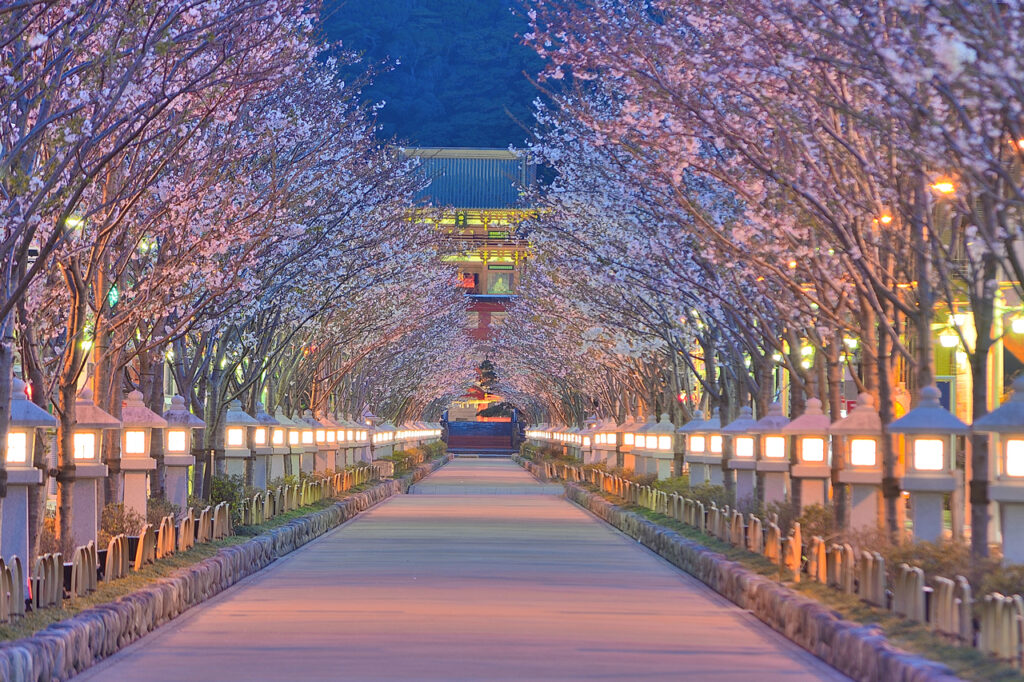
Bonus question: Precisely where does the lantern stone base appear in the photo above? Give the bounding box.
[268,450,287,482]
[299,449,315,474]
[71,463,108,547]
[223,448,251,480]
[251,449,271,489]
[164,454,195,511]
[761,471,788,505]
[122,457,156,518]
[729,459,756,500]
[1,468,42,563]
[847,483,882,530]
[593,447,616,467]
[793,473,829,510]
[907,491,945,542]
[997,501,1024,564]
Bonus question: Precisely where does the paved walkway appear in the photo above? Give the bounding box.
[77,459,846,681]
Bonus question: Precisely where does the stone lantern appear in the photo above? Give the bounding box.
[338,413,359,466]
[162,395,204,510]
[616,415,636,470]
[682,408,723,486]
[832,393,884,529]
[223,400,258,480]
[974,376,1024,563]
[276,409,305,476]
[624,415,652,473]
[2,378,56,563]
[752,402,791,505]
[71,387,119,546]
[890,386,967,542]
[592,419,618,467]
[320,413,342,469]
[296,410,317,474]
[269,408,294,480]
[250,402,279,489]
[785,398,832,511]
[120,390,168,518]
[375,421,397,459]
[352,414,370,463]
[724,406,758,501]
[644,413,677,480]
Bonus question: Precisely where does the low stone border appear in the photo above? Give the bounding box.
[0,455,452,681]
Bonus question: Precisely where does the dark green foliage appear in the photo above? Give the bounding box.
[322,0,542,147]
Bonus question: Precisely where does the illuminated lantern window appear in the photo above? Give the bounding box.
[327,430,336,443]
[301,430,314,445]
[289,431,299,446]
[735,437,754,458]
[347,430,354,441]
[849,438,877,467]
[315,429,326,443]
[764,436,786,459]
[227,427,245,447]
[801,437,825,462]
[710,435,723,454]
[167,430,188,453]
[690,436,706,453]
[7,432,27,464]
[1007,440,1024,477]
[74,432,96,460]
[124,430,147,455]
[913,438,945,471]
[272,429,285,446]
[658,435,672,451]
[253,428,268,446]
[623,433,634,446]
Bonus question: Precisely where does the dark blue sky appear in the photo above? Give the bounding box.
[323,0,543,149]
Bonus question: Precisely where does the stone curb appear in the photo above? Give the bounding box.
[560,481,962,682]
[0,455,452,682]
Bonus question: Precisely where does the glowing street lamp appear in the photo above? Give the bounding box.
[636,413,676,480]
[974,376,1024,563]
[223,400,258,481]
[681,408,723,486]
[890,386,967,542]
[250,402,279,489]
[71,387,120,545]
[1,379,56,563]
[274,408,303,477]
[724,406,758,500]
[624,415,653,473]
[592,419,619,467]
[784,398,832,511]
[831,393,884,530]
[752,402,791,505]
[120,390,168,519]
[163,395,204,510]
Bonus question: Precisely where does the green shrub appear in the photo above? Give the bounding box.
[686,483,731,509]
[99,503,145,545]
[653,475,690,495]
[146,496,181,526]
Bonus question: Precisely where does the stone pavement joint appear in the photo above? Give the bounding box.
[76,458,848,681]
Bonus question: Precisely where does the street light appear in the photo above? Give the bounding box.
[752,402,791,505]
[724,406,758,500]
[890,386,967,542]
[71,387,119,545]
[784,398,832,511]
[120,390,168,518]
[163,395,204,510]
[1,378,56,563]
[223,400,258,480]
[831,393,884,530]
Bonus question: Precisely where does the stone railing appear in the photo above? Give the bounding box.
[0,454,452,680]
[517,458,975,680]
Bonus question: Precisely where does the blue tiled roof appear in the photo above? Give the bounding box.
[403,148,536,209]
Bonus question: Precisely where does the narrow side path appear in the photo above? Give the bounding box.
[77,459,846,681]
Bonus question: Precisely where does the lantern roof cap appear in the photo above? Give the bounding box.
[783,398,832,435]
[121,390,168,429]
[272,408,301,428]
[974,376,1024,433]
[677,410,706,434]
[225,400,258,427]
[647,413,676,435]
[10,378,56,428]
[751,402,790,434]
[615,415,635,433]
[252,402,279,427]
[722,406,757,434]
[632,414,656,435]
[829,393,882,436]
[301,409,326,428]
[75,387,121,429]
[377,421,396,432]
[163,395,205,428]
[889,386,968,435]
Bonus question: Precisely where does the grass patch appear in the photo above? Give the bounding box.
[581,484,1024,682]
[0,482,380,642]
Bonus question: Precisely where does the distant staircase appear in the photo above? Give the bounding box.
[445,421,516,455]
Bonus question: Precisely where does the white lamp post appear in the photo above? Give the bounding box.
[890,386,967,542]
[251,402,279,489]
[2,379,56,563]
[120,390,168,519]
[682,408,724,486]
[784,398,832,511]
[832,393,884,530]
[223,400,258,480]
[974,376,1024,563]
[162,395,204,510]
[724,406,758,501]
[70,388,119,546]
[274,408,302,477]
[752,402,791,505]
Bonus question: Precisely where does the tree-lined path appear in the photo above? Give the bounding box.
[77,460,845,681]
